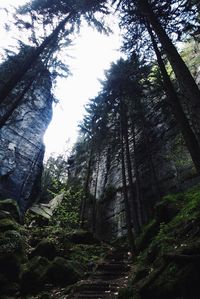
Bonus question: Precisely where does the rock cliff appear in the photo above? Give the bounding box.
[0,56,53,214]
[69,92,199,241]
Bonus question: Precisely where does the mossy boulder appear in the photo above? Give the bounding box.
[46,257,81,286]
[0,210,12,220]
[136,220,159,252]
[0,282,20,297]
[0,218,19,233]
[20,256,50,295]
[31,239,57,260]
[0,230,25,282]
[155,200,179,224]
[0,199,21,222]
[141,262,200,299]
[117,286,134,299]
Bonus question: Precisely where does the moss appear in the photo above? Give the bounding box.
[0,230,26,285]
[20,256,50,295]
[142,262,200,299]
[0,199,21,222]
[0,218,19,233]
[30,238,57,260]
[0,282,20,297]
[136,219,159,252]
[68,243,109,269]
[117,286,134,299]
[46,257,81,286]
[130,184,200,299]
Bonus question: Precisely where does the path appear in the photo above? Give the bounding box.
[68,246,132,299]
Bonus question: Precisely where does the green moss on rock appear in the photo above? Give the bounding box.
[0,199,21,222]
[31,238,57,260]
[46,257,81,286]
[0,230,25,283]
[20,256,50,295]
[0,218,19,233]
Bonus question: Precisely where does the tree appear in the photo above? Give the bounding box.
[0,46,55,128]
[146,21,200,173]
[0,16,70,106]
[0,0,109,106]
[114,0,200,127]
[41,153,69,202]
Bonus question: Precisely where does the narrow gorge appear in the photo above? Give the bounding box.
[0,1,200,298]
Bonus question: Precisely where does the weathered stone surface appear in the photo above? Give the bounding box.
[0,199,21,222]
[20,256,50,295]
[69,87,200,241]
[45,257,81,286]
[0,66,53,213]
[31,239,57,261]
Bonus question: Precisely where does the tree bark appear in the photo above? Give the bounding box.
[120,112,137,255]
[121,100,142,230]
[137,98,162,201]
[140,0,200,110]
[0,16,70,105]
[146,21,200,173]
[92,152,101,233]
[80,145,93,228]
[131,117,146,224]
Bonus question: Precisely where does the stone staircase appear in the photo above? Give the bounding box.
[68,247,132,299]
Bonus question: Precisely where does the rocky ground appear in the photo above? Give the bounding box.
[1,184,200,299]
[0,199,132,299]
[117,184,200,299]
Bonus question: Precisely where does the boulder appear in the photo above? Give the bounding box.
[155,200,179,224]
[46,257,81,286]
[0,199,20,222]
[31,238,57,261]
[20,256,50,295]
[0,230,25,283]
[0,218,19,233]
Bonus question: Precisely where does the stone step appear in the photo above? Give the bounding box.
[97,264,130,273]
[76,283,118,292]
[75,295,104,299]
[69,247,131,299]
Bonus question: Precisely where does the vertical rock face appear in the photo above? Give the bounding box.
[0,70,53,214]
[70,92,198,241]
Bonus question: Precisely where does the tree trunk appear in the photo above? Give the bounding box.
[80,145,93,228]
[0,16,70,105]
[120,111,137,255]
[92,152,101,233]
[137,98,162,202]
[140,0,200,110]
[103,147,111,189]
[121,100,142,230]
[146,21,200,173]
[131,117,146,224]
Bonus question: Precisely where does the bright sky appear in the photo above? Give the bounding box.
[0,0,122,158]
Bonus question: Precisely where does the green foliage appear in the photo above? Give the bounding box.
[117,286,134,299]
[68,243,108,268]
[168,133,193,169]
[41,153,69,202]
[49,187,83,229]
[136,219,159,251]
[138,184,200,262]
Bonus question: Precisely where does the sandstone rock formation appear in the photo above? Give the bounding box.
[0,56,53,214]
